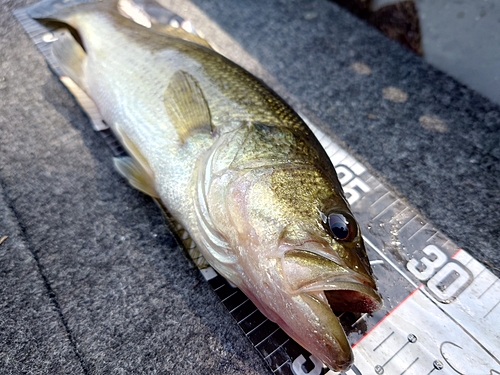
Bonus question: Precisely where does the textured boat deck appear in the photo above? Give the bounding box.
[1,0,499,373]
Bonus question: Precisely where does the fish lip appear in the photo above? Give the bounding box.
[298,275,379,295]
[296,273,383,314]
[281,248,382,311]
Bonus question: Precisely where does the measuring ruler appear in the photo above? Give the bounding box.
[15,2,500,374]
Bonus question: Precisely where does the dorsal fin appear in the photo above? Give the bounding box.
[164,70,213,143]
[152,24,212,49]
[28,0,115,24]
[136,0,212,48]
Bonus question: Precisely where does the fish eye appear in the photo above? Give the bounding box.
[326,213,356,241]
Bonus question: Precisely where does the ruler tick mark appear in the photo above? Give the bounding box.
[391,206,411,225]
[426,231,440,243]
[468,265,487,281]
[463,255,475,267]
[407,223,430,241]
[483,299,500,318]
[328,148,343,160]
[381,333,418,368]
[237,309,259,324]
[337,311,346,320]
[370,191,391,208]
[229,299,251,314]
[397,215,418,234]
[213,284,225,292]
[441,240,451,250]
[273,359,290,373]
[264,338,290,359]
[363,236,420,289]
[479,279,498,299]
[255,326,281,347]
[365,175,377,184]
[382,341,409,367]
[372,199,399,221]
[245,316,268,336]
[221,290,238,302]
[351,313,368,328]
[400,357,419,375]
[373,331,394,352]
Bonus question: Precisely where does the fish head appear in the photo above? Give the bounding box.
[207,163,382,371]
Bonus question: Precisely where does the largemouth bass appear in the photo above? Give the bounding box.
[28,0,382,371]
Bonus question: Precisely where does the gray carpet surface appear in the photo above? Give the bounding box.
[1,0,499,374]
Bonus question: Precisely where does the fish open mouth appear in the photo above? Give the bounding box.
[308,278,383,313]
[282,249,383,313]
[324,282,382,313]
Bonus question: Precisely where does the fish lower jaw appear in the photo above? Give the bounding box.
[297,291,354,372]
[240,287,355,371]
[295,281,382,370]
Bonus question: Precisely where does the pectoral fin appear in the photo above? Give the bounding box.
[164,71,213,143]
[50,29,109,131]
[51,29,87,90]
[114,156,158,198]
[113,126,158,198]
